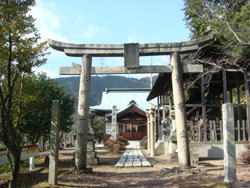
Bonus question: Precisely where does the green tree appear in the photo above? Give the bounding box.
[20,74,75,145]
[0,0,47,187]
[92,115,105,143]
[184,0,250,72]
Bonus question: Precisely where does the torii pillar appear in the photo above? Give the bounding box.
[171,52,190,167]
[75,54,92,170]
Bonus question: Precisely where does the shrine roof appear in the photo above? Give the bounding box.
[106,101,147,118]
[91,88,157,111]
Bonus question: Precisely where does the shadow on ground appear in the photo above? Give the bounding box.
[8,147,250,188]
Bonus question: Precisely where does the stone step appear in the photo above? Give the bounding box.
[141,160,152,167]
[132,159,141,167]
[115,163,124,168]
[115,149,152,168]
[124,161,133,167]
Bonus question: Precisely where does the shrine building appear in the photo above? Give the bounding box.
[91,88,157,140]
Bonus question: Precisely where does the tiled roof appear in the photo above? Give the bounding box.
[91,88,157,111]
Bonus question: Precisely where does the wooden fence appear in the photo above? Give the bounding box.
[189,120,250,142]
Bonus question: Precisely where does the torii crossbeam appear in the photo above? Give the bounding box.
[48,35,212,57]
[48,35,213,170]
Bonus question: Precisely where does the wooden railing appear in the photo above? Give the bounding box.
[189,120,249,142]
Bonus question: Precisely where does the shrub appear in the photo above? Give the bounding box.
[103,134,111,143]
[239,144,250,164]
[103,134,129,154]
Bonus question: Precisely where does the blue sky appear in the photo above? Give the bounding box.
[31,0,190,78]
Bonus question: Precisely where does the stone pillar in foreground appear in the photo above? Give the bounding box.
[171,51,191,167]
[48,100,60,185]
[149,106,156,157]
[111,105,117,140]
[75,54,92,170]
[222,103,236,183]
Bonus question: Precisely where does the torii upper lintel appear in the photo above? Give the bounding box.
[48,35,213,57]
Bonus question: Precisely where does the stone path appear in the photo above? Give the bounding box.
[115,141,152,168]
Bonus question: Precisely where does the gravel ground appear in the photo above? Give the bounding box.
[3,146,249,188]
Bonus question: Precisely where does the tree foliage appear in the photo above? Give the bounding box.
[56,75,155,106]
[184,0,250,71]
[20,74,75,144]
[0,0,47,187]
[92,115,105,142]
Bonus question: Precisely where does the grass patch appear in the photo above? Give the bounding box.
[0,163,10,173]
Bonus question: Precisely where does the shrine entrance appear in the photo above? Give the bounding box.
[107,101,147,140]
[48,35,213,169]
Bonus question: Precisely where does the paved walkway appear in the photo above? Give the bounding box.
[115,141,152,168]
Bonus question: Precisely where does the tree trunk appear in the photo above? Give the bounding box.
[8,147,21,188]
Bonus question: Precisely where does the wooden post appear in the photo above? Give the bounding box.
[213,121,218,142]
[244,71,250,141]
[171,51,190,167]
[157,96,161,140]
[75,54,92,170]
[48,100,60,185]
[209,121,213,142]
[243,120,246,141]
[237,120,241,141]
[236,76,242,134]
[162,96,166,121]
[229,89,233,103]
[198,122,202,142]
[223,70,228,103]
[201,76,207,142]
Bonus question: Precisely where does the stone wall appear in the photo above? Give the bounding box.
[189,142,247,159]
[158,141,247,159]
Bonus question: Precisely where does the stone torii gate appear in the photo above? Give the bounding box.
[48,35,212,169]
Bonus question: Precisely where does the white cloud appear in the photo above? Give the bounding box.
[30,1,68,42]
[33,67,59,78]
[83,24,106,39]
